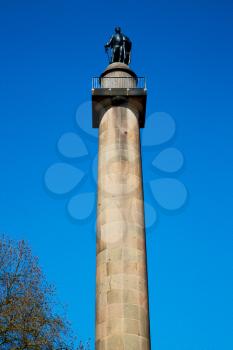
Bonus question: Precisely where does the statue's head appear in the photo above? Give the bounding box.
[115,26,121,34]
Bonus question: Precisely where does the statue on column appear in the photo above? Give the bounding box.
[105,27,132,65]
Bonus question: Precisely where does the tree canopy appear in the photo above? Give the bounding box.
[0,235,89,350]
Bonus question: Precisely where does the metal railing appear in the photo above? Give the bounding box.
[92,76,146,89]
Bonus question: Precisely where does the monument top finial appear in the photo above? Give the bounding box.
[104,27,132,65]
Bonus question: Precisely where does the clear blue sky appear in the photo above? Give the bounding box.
[0,1,232,349]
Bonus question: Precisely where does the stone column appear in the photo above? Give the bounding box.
[95,63,150,350]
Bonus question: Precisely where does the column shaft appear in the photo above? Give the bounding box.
[96,105,150,350]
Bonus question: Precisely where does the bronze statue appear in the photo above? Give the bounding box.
[105,27,132,65]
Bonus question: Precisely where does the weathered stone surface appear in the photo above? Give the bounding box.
[96,67,150,349]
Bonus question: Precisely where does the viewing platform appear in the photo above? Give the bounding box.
[92,63,147,128]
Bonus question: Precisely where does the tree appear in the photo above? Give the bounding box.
[0,235,88,350]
